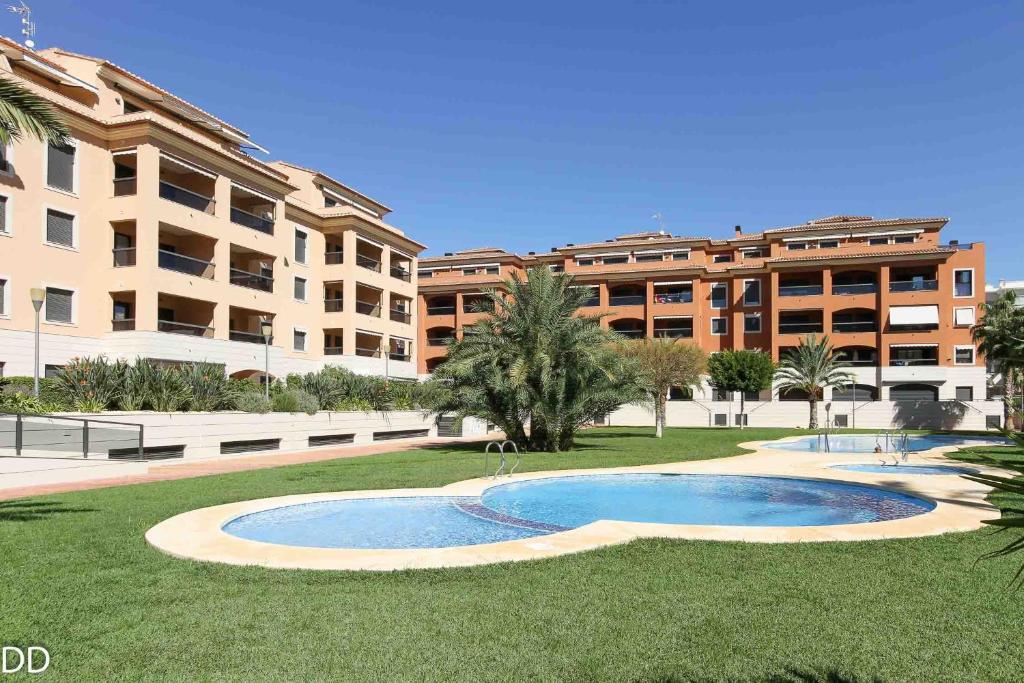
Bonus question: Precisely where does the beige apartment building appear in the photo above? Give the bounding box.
[0,37,422,380]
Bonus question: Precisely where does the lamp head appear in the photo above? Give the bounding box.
[30,287,45,311]
[259,317,273,337]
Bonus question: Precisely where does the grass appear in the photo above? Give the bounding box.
[1,426,1023,682]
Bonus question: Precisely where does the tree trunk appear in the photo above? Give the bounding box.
[739,393,746,429]
[808,397,818,429]
[656,392,666,438]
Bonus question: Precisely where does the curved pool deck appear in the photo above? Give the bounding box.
[146,436,1012,571]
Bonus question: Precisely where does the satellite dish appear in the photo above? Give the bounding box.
[24,39,34,48]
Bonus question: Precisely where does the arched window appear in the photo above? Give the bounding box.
[831,384,879,401]
[889,383,939,401]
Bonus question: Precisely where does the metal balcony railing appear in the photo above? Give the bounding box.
[157,319,213,337]
[390,309,411,324]
[112,247,136,267]
[325,251,344,265]
[889,358,939,367]
[356,254,381,272]
[832,283,877,295]
[581,297,600,307]
[324,299,343,313]
[355,300,381,317]
[388,352,411,361]
[229,329,266,344]
[230,268,273,293]
[653,327,693,339]
[355,346,382,358]
[390,266,411,282]
[111,318,135,331]
[159,180,215,213]
[159,249,214,279]
[609,295,645,306]
[890,279,938,293]
[427,337,453,347]
[778,284,824,297]
[613,329,645,338]
[324,346,344,356]
[113,177,137,196]
[837,358,877,366]
[427,305,456,315]
[653,292,693,304]
[832,321,877,333]
[230,207,274,235]
[778,322,824,334]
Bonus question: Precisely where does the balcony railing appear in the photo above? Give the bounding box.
[324,346,344,356]
[325,251,344,265]
[229,329,266,344]
[890,358,939,367]
[581,297,600,307]
[832,283,877,295]
[613,329,645,339]
[159,249,214,279]
[653,292,693,304]
[890,279,938,293]
[653,327,693,339]
[324,299,343,313]
[427,305,456,315]
[355,300,381,317]
[390,309,411,324]
[832,321,877,333]
[157,319,213,337]
[427,337,453,347]
[609,295,645,306]
[388,352,411,361]
[356,254,381,272]
[778,284,824,297]
[837,358,877,366]
[778,322,824,334]
[230,268,273,293]
[112,247,136,267]
[111,318,135,331]
[159,180,215,213]
[230,207,274,235]
[390,266,411,282]
[113,177,137,196]
[355,346,382,358]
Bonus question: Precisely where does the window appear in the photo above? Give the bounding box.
[635,253,663,263]
[710,282,728,309]
[743,390,761,401]
[712,254,732,263]
[122,99,144,114]
[712,387,731,401]
[787,242,807,251]
[671,252,689,261]
[294,229,307,264]
[954,307,976,327]
[956,386,974,401]
[0,277,7,316]
[45,209,75,248]
[954,346,975,365]
[744,313,762,333]
[549,264,564,273]
[742,279,761,306]
[44,287,73,324]
[711,317,727,335]
[113,301,132,321]
[954,269,974,298]
[740,248,767,258]
[603,255,628,265]
[868,237,889,246]
[293,329,307,352]
[44,364,63,379]
[418,270,433,279]
[668,386,692,401]
[0,195,8,235]
[462,267,477,276]
[576,258,594,267]
[894,235,915,244]
[889,383,939,401]
[987,415,1002,429]
[818,239,839,249]
[294,276,307,302]
[46,141,76,193]
[324,196,338,208]
[0,142,10,173]
[484,266,499,275]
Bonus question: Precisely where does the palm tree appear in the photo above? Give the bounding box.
[775,335,853,429]
[429,267,639,451]
[0,77,70,147]
[974,291,1024,426]
[619,338,706,437]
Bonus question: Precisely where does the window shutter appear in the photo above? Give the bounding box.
[46,209,74,246]
[0,196,6,233]
[47,143,75,192]
[293,330,306,351]
[45,287,73,323]
[0,278,6,315]
[294,277,306,300]
[0,145,7,173]
[294,230,307,262]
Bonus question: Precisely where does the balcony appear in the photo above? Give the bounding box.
[229,329,266,344]
[112,247,136,267]
[157,320,213,337]
[355,331,384,358]
[609,295,645,306]
[159,249,214,279]
[581,296,600,307]
[324,298,343,313]
[356,300,381,317]
[324,346,344,356]
[778,284,824,297]
[390,308,412,324]
[111,318,136,331]
[113,177,137,197]
[230,207,274,235]
[779,311,823,335]
[230,183,276,235]
[610,319,645,339]
[390,265,412,282]
[653,324,693,339]
[113,152,137,196]
[230,268,273,293]
[653,291,693,304]
[426,297,456,315]
[325,251,344,265]
[388,351,411,361]
[427,327,455,346]
[890,279,938,293]
[832,283,877,295]
[160,181,215,214]
[779,322,823,334]
[356,254,381,272]
[832,321,877,333]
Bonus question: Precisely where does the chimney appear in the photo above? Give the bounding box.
[734,225,742,236]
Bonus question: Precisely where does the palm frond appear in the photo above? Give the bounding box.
[0,77,71,146]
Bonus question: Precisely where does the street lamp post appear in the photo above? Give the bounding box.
[260,317,273,400]
[29,288,46,397]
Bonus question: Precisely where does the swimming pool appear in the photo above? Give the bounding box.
[764,434,1005,454]
[830,464,977,475]
[222,473,935,550]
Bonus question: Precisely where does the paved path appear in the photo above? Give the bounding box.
[0,436,488,501]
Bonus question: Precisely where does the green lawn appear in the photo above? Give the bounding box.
[2,427,1023,682]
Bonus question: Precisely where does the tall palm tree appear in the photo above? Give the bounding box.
[619,338,706,437]
[775,334,853,429]
[974,291,1024,425]
[0,77,70,147]
[429,267,639,451]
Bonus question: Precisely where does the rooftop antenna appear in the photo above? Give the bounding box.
[8,1,35,49]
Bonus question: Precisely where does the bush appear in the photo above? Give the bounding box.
[115,358,154,411]
[0,392,49,414]
[0,376,68,409]
[147,365,189,412]
[271,389,319,415]
[54,357,120,412]
[234,392,271,414]
[180,362,229,411]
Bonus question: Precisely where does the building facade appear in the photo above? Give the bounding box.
[418,215,1001,427]
[0,38,422,380]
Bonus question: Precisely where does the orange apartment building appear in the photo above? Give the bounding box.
[0,37,423,380]
[418,215,1002,428]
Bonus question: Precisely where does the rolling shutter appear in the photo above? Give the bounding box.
[294,277,306,301]
[46,209,74,246]
[293,330,306,351]
[889,384,939,401]
[0,278,6,315]
[47,143,75,192]
[0,195,7,232]
[45,287,73,323]
[294,230,307,263]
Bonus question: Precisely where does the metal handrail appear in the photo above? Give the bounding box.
[778,322,824,333]
[390,308,411,323]
[159,249,214,278]
[111,318,136,331]
[427,337,454,346]
[324,346,344,355]
[390,266,411,282]
[230,206,275,235]
[229,329,266,344]
[112,247,136,267]
[325,251,344,265]
[230,268,274,292]
[653,328,694,338]
[355,300,381,317]
[355,346,382,358]
[1,411,145,460]
[831,321,877,333]
[426,306,456,315]
[652,292,693,304]
[832,283,877,295]
[778,284,824,296]
[890,279,938,292]
[484,440,522,479]
[324,298,343,312]
[157,319,213,337]
[613,329,645,338]
[609,295,645,306]
[889,358,939,367]
[159,180,215,212]
[356,254,381,272]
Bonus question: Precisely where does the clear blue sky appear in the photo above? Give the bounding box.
[19,1,1024,282]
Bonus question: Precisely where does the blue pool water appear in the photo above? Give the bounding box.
[830,464,977,475]
[222,473,935,550]
[764,434,1004,454]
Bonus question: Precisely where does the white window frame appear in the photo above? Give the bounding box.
[43,136,79,196]
[742,279,761,307]
[787,242,807,251]
[42,283,77,326]
[953,268,975,299]
[41,205,78,251]
[292,326,308,353]
[953,306,976,327]
[743,312,761,334]
[954,345,975,365]
[0,191,12,236]
[0,273,10,319]
[710,282,728,310]
[711,317,728,335]
[294,227,308,266]
[818,239,839,249]
[293,275,308,303]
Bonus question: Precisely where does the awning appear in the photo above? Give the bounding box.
[653,280,692,287]
[954,307,976,326]
[890,343,939,348]
[231,182,277,204]
[160,153,216,179]
[889,305,939,326]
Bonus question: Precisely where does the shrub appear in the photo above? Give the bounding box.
[147,365,190,412]
[0,391,49,414]
[55,357,120,412]
[271,389,319,415]
[234,392,271,414]
[0,376,68,409]
[115,358,155,411]
[180,362,229,411]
